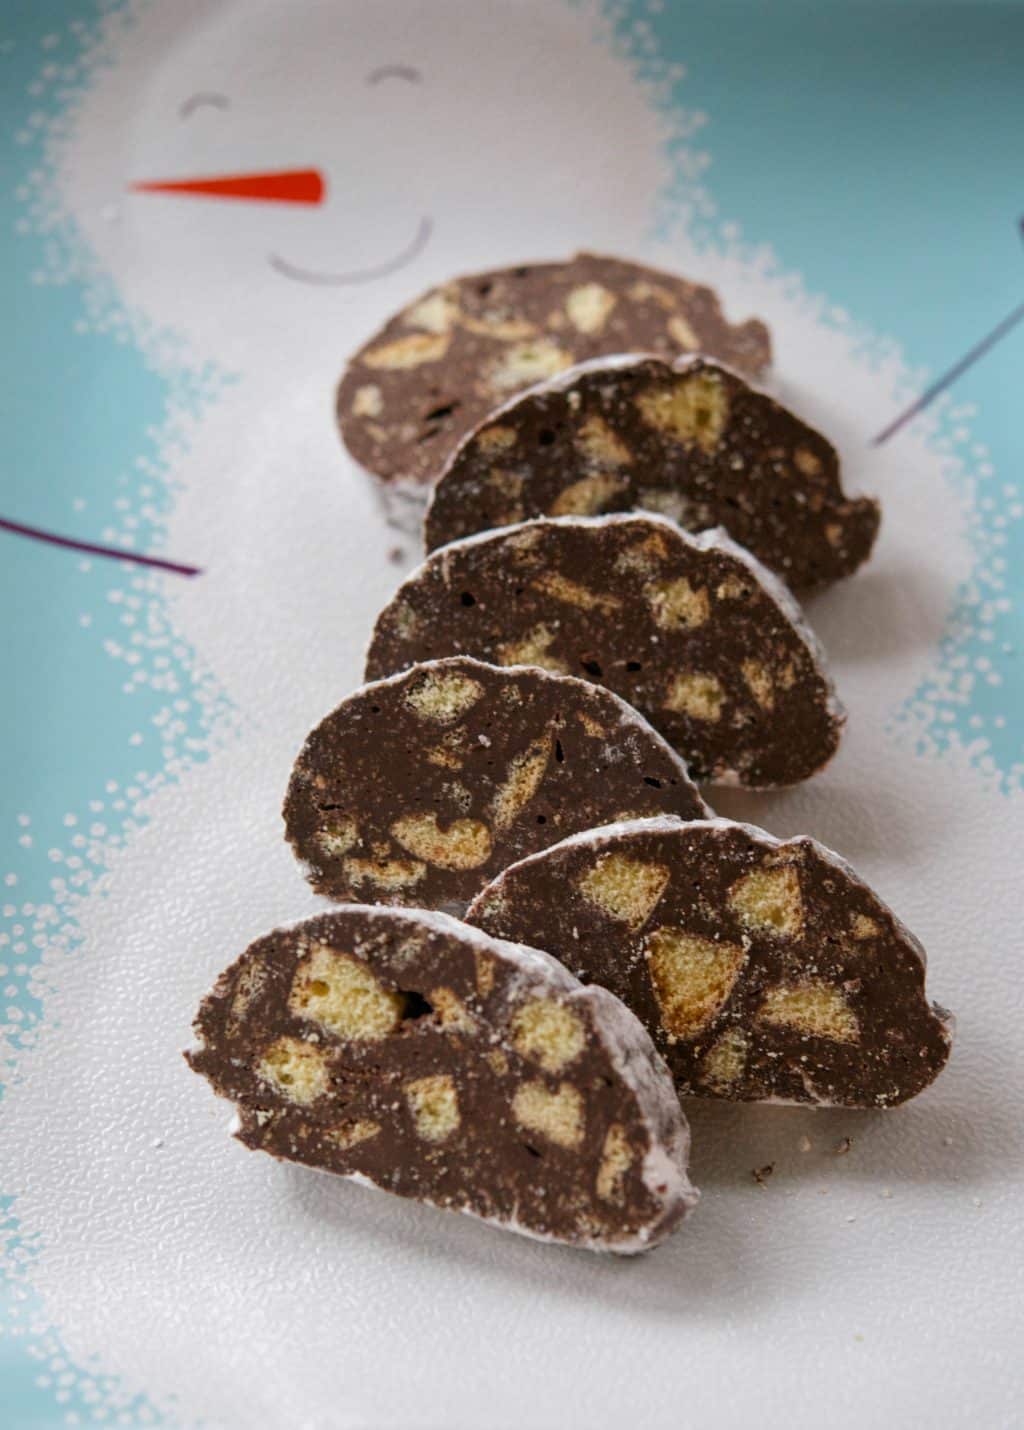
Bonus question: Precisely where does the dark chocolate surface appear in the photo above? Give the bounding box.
[337,253,771,488]
[284,657,708,913]
[425,355,879,589]
[365,515,842,787]
[466,818,953,1108]
[186,907,696,1251]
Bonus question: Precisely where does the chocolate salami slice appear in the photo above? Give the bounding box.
[186,906,697,1253]
[365,514,842,787]
[466,817,953,1108]
[337,252,771,493]
[425,354,879,589]
[283,657,709,914]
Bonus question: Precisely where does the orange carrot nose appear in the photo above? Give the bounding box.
[129,168,325,204]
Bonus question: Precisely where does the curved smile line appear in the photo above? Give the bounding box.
[268,215,432,285]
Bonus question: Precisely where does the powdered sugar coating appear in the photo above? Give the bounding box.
[580,980,696,1233]
[680,525,845,732]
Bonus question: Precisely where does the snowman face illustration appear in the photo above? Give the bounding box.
[67,0,667,369]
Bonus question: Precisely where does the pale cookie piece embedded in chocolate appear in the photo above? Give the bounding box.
[186,906,697,1253]
[466,817,953,1108]
[365,514,843,787]
[283,657,709,914]
[425,354,879,589]
[337,252,771,490]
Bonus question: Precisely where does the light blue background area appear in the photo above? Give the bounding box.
[1,1,1022,1425]
[1,1,186,868]
[1,4,205,1423]
[665,0,1023,373]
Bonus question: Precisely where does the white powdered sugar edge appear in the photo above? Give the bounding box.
[577,980,698,1232]
[683,522,846,735]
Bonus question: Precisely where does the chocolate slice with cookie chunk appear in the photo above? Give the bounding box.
[365,514,843,788]
[186,906,698,1253]
[283,657,709,914]
[425,354,879,589]
[466,817,953,1108]
[337,252,771,495]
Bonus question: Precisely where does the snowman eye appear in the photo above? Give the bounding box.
[366,65,421,86]
[179,92,231,119]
